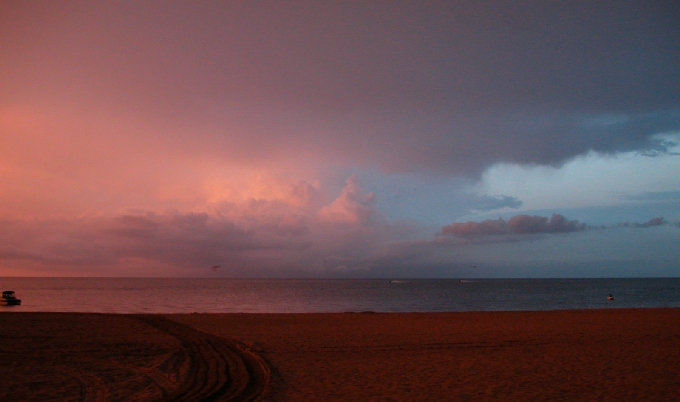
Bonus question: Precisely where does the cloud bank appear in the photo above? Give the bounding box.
[0,176,416,276]
[3,184,677,277]
[618,217,668,228]
[439,214,587,238]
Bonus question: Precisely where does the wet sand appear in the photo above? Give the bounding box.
[2,309,680,401]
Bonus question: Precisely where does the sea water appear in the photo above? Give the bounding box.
[1,277,679,314]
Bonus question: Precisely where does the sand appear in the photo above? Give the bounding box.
[2,309,680,401]
[0,313,268,401]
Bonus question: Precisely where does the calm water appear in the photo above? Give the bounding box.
[1,278,680,314]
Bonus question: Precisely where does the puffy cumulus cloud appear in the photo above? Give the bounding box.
[318,175,377,225]
[439,214,587,238]
[206,179,325,237]
[0,176,408,277]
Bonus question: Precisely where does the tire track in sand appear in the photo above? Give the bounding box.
[135,315,270,401]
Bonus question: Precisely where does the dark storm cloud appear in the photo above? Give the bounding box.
[4,1,679,176]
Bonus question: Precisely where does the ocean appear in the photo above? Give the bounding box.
[1,277,679,314]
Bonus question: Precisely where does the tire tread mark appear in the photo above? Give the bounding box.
[134,315,270,401]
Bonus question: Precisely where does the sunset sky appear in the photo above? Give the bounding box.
[2,1,679,277]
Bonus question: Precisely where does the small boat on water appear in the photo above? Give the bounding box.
[0,291,21,306]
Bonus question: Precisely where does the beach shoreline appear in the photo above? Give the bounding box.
[2,309,680,400]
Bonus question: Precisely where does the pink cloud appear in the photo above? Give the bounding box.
[0,176,398,276]
[318,175,377,225]
[439,214,586,238]
[618,217,668,228]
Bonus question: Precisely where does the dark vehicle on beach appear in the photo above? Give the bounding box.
[0,291,21,306]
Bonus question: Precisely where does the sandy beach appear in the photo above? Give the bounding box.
[2,309,680,401]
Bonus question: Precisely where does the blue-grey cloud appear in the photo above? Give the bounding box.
[471,195,523,212]
[638,138,680,157]
[620,191,680,203]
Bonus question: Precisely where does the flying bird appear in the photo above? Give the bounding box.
[211,265,220,271]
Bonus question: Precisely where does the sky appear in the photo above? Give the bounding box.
[2,1,680,278]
